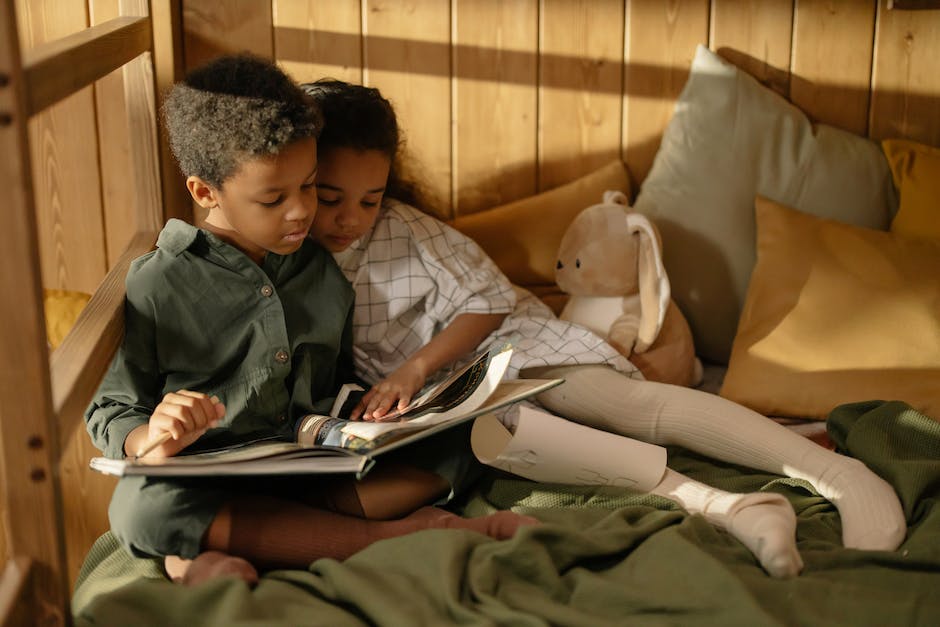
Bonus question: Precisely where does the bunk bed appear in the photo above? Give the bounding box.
[3,1,939,625]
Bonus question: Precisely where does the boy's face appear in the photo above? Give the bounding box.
[192,137,319,263]
[311,147,391,253]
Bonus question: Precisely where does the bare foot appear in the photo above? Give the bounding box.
[166,551,259,587]
[410,506,539,540]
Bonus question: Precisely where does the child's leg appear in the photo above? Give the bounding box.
[526,364,905,550]
[652,468,802,578]
[169,464,535,584]
[197,495,537,573]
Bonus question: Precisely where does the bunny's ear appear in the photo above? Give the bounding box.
[626,213,670,353]
[602,190,629,206]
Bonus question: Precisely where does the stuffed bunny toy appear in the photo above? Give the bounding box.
[555,191,702,387]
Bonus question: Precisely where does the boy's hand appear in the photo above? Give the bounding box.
[137,390,225,458]
[351,362,426,422]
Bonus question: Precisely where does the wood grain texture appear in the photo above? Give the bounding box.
[274,0,362,85]
[1,2,69,621]
[538,0,624,192]
[0,557,34,627]
[453,0,538,215]
[623,0,708,186]
[17,0,108,296]
[870,0,940,145]
[790,0,876,136]
[183,0,273,67]
[364,0,452,218]
[710,0,794,97]
[90,1,136,269]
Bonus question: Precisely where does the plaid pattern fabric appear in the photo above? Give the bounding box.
[334,200,640,386]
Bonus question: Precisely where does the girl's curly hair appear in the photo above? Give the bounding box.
[164,53,322,188]
[300,79,432,213]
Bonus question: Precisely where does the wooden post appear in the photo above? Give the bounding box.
[0,0,70,624]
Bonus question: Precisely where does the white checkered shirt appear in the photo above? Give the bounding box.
[333,200,641,387]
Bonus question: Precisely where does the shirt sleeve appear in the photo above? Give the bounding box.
[395,204,516,325]
[84,263,163,459]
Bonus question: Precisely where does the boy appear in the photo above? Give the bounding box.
[86,54,535,586]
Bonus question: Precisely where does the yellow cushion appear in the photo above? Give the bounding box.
[883,139,940,243]
[720,196,940,421]
[44,288,91,349]
[450,159,632,314]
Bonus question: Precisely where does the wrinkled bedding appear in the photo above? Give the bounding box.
[73,400,940,626]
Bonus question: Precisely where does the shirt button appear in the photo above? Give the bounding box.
[274,350,290,364]
[260,285,274,297]
[277,415,286,423]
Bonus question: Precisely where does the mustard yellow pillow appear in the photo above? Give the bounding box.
[450,159,632,314]
[720,196,940,421]
[883,139,940,243]
[44,288,91,349]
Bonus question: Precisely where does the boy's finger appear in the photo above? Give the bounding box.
[174,389,219,429]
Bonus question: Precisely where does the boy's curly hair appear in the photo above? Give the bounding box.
[164,53,322,188]
[300,79,432,214]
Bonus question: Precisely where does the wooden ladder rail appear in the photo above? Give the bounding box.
[0,1,185,624]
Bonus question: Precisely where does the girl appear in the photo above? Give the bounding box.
[302,79,907,579]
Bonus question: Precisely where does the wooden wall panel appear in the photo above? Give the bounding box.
[538,0,623,192]
[453,0,538,215]
[790,0,876,136]
[90,0,135,269]
[710,0,794,97]
[870,0,940,145]
[273,0,362,85]
[16,0,108,294]
[363,0,452,218]
[623,0,708,186]
[182,0,273,68]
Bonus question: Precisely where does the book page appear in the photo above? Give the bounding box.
[339,347,512,442]
[471,405,667,491]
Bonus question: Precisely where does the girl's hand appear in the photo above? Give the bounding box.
[137,390,225,458]
[351,362,427,421]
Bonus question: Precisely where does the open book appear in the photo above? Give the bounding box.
[89,341,562,479]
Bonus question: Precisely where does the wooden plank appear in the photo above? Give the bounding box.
[0,557,33,627]
[90,0,136,270]
[273,0,362,84]
[21,16,151,116]
[538,0,624,191]
[0,2,70,622]
[182,0,274,68]
[51,230,157,420]
[709,0,794,97]
[790,0,875,136]
[51,232,154,587]
[453,0,538,216]
[363,0,452,218]
[151,0,191,223]
[870,0,940,145]
[18,0,109,296]
[623,0,709,186]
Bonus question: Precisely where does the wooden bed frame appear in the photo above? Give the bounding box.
[0,2,188,623]
[2,1,938,624]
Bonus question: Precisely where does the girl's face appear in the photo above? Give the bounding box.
[196,137,319,263]
[312,147,391,253]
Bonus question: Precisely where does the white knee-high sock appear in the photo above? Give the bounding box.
[652,468,802,578]
[528,365,906,550]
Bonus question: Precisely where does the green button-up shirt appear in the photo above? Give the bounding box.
[85,219,355,459]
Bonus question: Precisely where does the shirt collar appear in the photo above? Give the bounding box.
[156,218,201,256]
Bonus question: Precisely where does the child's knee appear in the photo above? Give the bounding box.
[109,476,218,559]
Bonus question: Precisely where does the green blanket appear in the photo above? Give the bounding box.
[72,401,940,626]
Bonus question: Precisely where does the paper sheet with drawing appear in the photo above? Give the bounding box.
[470,405,667,491]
